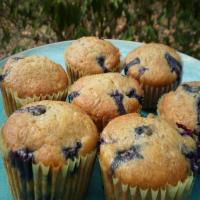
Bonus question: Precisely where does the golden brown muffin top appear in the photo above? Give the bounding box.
[2,100,98,167]
[158,81,200,135]
[1,56,68,98]
[64,37,120,74]
[100,113,196,189]
[124,43,182,86]
[68,73,143,130]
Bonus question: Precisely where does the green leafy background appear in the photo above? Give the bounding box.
[0,0,199,59]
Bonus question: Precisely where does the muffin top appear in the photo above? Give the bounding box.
[1,100,98,167]
[64,37,120,74]
[68,73,143,130]
[100,114,196,189]
[158,81,200,135]
[0,56,68,98]
[124,43,182,86]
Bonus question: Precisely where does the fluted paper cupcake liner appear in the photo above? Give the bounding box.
[142,79,180,110]
[66,62,86,84]
[100,162,193,200]
[3,150,96,200]
[0,84,68,116]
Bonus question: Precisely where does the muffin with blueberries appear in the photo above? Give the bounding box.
[68,73,143,131]
[99,113,196,200]
[0,55,68,116]
[123,43,182,110]
[64,36,121,83]
[158,81,200,140]
[0,100,98,200]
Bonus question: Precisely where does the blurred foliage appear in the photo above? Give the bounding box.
[0,0,199,59]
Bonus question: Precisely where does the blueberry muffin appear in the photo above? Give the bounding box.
[64,36,121,83]
[0,100,98,200]
[158,82,200,139]
[68,73,143,131]
[123,43,182,110]
[0,56,68,116]
[99,113,196,200]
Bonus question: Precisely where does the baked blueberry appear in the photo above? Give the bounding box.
[181,144,195,159]
[16,105,46,116]
[138,67,148,77]
[8,148,34,181]
[62,142,82,160]
[181,143,200,173]
[96,56,108,73]
[124,57,140,75]
[110,90,126,115]
[68,91,80,103]
[126,88,143,104]
[0,73,7,82]
[135,125,152,136]
[165,52,182,82]
[111,145,143,172]
[176,123,193,137]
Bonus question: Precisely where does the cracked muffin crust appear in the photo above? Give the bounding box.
[68,73,143,131]
[1,56,68,97]
[64,37,121,83]
[158,81,200,137]
[99,113,196,189]
[0,55,69,116]
[1,100,98,167]
[123,43,182,109]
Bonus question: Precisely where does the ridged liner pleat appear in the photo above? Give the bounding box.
[0,83,68,116]
[142,79,180,110]
[100,161,193,200]
[3,150,96,200]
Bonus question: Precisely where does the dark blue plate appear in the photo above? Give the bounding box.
[0,40,200,199]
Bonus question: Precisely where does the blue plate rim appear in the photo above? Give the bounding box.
[0,39,199,65]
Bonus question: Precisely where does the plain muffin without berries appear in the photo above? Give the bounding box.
[99,113,196,200]
[0,56,68,116]
[0,100,98,200]
[68,73,143,131]
[158,81,200,139]
[123,43,182,110]
[64,36,121,83]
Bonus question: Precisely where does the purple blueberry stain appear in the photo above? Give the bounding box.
[124,57,140,75]
[180,144,200,173]
[181,144,196,159]
[96,55,109,73]
[176,123,193,137]
[165,52,182,83]
[126,88,143,104]
[68,91,80,103]
[98,137,116,147]
[196,97,200,128]
[135,125,153,137]
[111,145,143,173]
[110,90,126,115]
[0,73,7,82]
[16,105,46,116]
[8,148,34,181]
[138,67,148,77]
[182,84,200,93]
[62,141,82,161]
